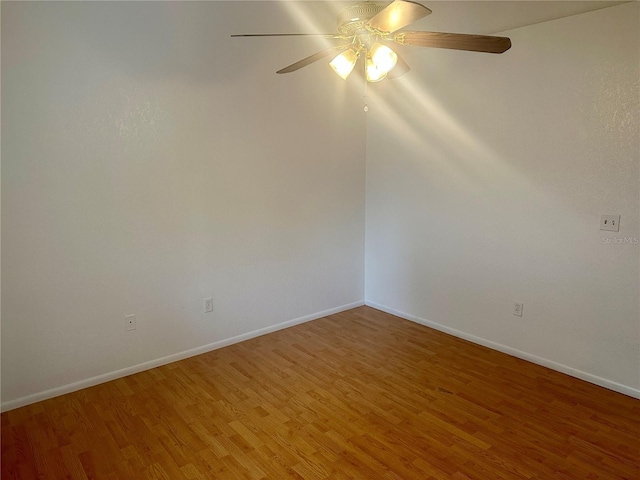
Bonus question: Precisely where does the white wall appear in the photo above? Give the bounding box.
[3,1,638,410]
[1,1,366,408]
[365,3,640,396]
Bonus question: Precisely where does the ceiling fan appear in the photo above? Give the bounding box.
[231,0,512,82]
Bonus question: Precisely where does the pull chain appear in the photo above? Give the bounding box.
[363,60,369,112]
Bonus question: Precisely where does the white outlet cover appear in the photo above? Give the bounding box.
[204,298,213,313]
[513,303,523,317]
[600,215,620,232]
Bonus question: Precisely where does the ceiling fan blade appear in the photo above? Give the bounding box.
[276,45,348,74]
[368,0,432,34]
[387,54,410,79]
[395,31,511,53]
[231,33,343,38]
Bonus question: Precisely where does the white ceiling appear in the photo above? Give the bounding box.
[251,1,630,35]
[405,1,630,34]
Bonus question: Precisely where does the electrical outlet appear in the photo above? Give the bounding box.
[125,314,136,331]
[600,215,620,232]
[204,298,213,313]
[513,303,523,317]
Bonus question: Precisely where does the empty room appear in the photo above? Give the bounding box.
[1,1,639,479]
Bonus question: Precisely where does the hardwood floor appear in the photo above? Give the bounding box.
[2,306,639,479]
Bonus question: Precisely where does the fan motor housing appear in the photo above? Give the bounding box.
[337,2,386,36]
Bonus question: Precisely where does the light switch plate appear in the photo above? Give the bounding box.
[600,215,620,232]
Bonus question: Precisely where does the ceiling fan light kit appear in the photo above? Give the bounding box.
[330,48,359,79]
[365,52,387,82]
[232,0,512,82]
[370,44,398,73]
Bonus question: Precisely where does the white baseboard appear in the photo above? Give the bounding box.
[1,301,365,412]
[365,301,640,400]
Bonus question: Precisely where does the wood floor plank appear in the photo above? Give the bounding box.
[2,306,639,479]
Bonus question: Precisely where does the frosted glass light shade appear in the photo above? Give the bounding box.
[370,43,398,74]
[330,49,358,79]
[365,55,386,82]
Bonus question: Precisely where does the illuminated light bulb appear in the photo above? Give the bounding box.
[370,43,398,74]
[365,54,386,82]
[330,49,358,80]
